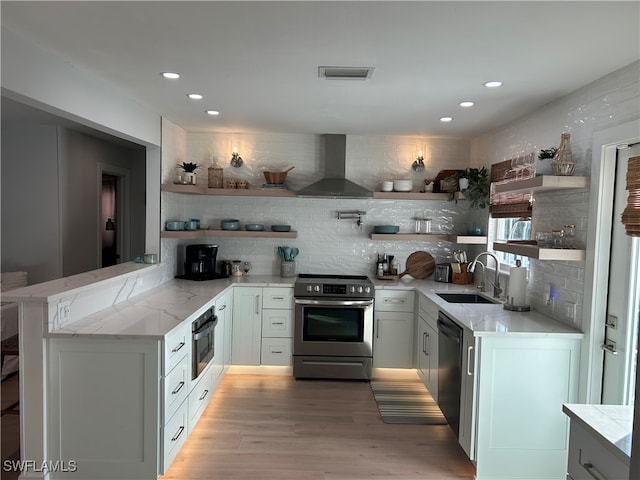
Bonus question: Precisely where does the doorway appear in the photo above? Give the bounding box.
[98,164,131,268]
[601,144,640,405]
[101,174,118,267]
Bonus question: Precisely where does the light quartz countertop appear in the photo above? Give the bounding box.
[563,403,633,465]
[47,275,294,339]
[44,273,581,340]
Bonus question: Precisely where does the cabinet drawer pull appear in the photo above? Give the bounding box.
[171,425,185,442]
[581,462,607,480]
[271,322,285,325]
[271,350,284,354]
[466,346,474,376]
[171,381,185,395]
[172,341,185,353]
[199,389,209,401]
[218,304,227,311]
[384,298,406,304]
[271,296,285,300]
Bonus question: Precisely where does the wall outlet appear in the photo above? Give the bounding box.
[57,300,71,327]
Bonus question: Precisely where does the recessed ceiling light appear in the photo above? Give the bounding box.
[440,116,453,122]
[459,101,475,107]
[187,93,203,100]
[206,110,220,116]
[483,81,502,88]
[161,72,180,79]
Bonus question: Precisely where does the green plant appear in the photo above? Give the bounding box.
[178,162,199,173]
[538,147,557,160]
[448,167,489,208]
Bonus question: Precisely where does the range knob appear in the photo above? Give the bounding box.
[349,286,356,293]
[364,286,371,294]
[314,285,321,292]
[357,286,363,293]
[306,285,313,292]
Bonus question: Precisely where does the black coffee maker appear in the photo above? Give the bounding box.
[181,244,225,281]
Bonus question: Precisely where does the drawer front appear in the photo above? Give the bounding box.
[188,366,214,433]
[418,293,438,320]
[262,309,294,338]
[164,321,190,374]
[162,400,188,473]
[261,338,292,366]
[262,287,294,309]
[375,290,415,312]
[164,355,189,421]
[567,422,629,480]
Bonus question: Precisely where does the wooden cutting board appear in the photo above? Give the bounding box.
[399,251,435,279]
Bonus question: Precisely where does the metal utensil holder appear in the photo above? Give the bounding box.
[281,261,296,278]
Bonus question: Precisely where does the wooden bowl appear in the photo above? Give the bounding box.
[263,171,287,184]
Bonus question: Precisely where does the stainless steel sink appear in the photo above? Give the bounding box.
[436,292,498,304]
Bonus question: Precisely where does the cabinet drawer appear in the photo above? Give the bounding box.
[567,421,629,480]
[162,399,188,473]
[164,321,190,374]
[262,287,294,309]
[418,293,438,321]
[261,338,292,366]
[375,290,415,312]
[188,366,214,433]
[262,309,294,337]
[164,355,189,422]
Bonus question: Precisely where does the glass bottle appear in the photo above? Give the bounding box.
[552,133,576,176]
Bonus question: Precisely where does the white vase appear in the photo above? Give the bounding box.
[184,172,196,185]
[458,178,469,191]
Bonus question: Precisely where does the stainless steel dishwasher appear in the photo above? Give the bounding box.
[437,311,463,437]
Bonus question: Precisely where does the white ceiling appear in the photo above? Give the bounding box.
[2,1,639,137]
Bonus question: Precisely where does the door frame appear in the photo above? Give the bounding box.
[97,163,131,266]
[581,119,640,403]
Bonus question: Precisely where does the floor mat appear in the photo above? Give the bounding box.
[370,380,447,425]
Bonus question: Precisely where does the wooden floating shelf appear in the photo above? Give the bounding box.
[369,233,487,244]
[493,175,589,195]
[161,229,298,239]
[162,183,297,197]
[372,191,451,200]
[493,242,585,261]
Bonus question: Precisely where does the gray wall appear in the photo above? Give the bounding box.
[1,124,62,284]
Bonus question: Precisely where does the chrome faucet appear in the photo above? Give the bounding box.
[468,252,502,298]
[472,260,486,292]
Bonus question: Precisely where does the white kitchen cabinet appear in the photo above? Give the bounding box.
[460,333,582,480]
[232,286,263,365]
[373,290,415,368]
[261,287,294,366]
[216,289,234,368]
[416,293,439,400]
[187,364,214,433]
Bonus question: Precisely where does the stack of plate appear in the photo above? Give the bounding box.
[393,179,413,192]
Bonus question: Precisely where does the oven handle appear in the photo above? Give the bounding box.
[193,317,217,341]
[295,298,374,307]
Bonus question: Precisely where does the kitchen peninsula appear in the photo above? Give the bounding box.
[6,262,583,480]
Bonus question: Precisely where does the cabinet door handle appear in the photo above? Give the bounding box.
[172,341,185,353]
[424,332,429,355]
[255,295,260,315]
[199,389,209,401]
[466,345,474,376]
[218,304,227,311]
[171,381,185,395]
[171,425,185,442]
[581,462,607,480]
[376,318,380,339]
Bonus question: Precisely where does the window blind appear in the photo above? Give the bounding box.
[489,158,532,218]
[621,155,640,237]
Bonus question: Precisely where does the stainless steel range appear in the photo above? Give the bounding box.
[293,274,374,380]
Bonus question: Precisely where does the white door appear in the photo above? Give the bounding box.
[601,143,640,405]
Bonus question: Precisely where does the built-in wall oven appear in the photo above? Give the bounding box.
[293,274,374,380]
[191,306,218,380]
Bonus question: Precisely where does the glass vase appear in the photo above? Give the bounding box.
[551,133,576,176]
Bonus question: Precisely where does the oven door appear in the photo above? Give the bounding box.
[192,315,217,380]
[294,298,374,357]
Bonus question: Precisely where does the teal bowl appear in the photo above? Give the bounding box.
[373,225,400,234]
[221,219,240,230]
[271,225,291,232]
[245,224,264,231]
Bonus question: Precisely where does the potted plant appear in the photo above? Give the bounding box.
[179,162,200,185]
[447,167,489,208]
[538,147,558,160]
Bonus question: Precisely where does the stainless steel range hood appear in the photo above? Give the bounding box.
[297,134,372,198]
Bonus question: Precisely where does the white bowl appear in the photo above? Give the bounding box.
[381,181,394,192]
[393,180,413,192]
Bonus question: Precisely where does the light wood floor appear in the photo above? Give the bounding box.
[162,374,475,480]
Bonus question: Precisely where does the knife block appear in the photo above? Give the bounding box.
[452,263,473,285]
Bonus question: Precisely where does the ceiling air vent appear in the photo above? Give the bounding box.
[318,66,375,80]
